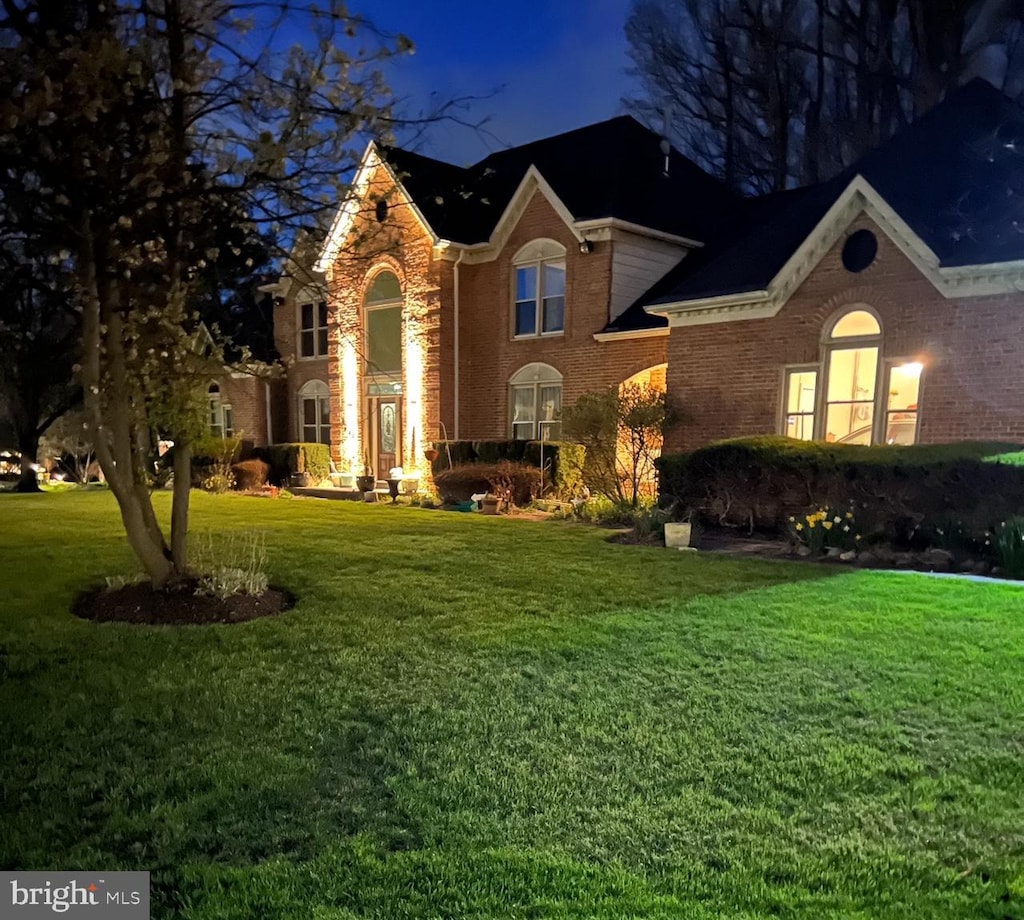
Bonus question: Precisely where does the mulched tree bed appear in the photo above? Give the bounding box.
[72,578,296,626]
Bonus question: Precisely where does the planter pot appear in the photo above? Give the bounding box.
[356,475,376,493]
[481,496,502,516]
[289,472,311,488]
[424,448,439,462]
[664,522,692,549]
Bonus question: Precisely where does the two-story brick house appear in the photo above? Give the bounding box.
[241,79,1024,482]
[265,116,736,481]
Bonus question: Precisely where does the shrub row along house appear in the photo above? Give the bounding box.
[220,79,1024,485]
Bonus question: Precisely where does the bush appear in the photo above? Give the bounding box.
[994,517,1024,578]
[434,462,543,506]
[657,436,1024,541]
[256,443,331,485]
[231,459,270,491]
[192,436,242,466]
[430,440,585,499]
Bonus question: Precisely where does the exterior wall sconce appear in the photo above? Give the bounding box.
[578,239,594,254]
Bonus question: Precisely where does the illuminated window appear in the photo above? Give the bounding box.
[783,368,817,440]
[510,363,562,440]
[208,384,234,438]
[365,271,402,376]
[778,308,922,445]
[513,239,566,337]
[298,379,330,446]
[299,301,329,358]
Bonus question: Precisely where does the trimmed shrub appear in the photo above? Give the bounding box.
[231,459,270,491]
[434,462,543,506]
[256,443,331,485]
[657,436,1024,541]
[192,436,243,466]
[429,440,586,500]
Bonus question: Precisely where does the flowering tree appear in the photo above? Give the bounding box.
[0,0,413,587]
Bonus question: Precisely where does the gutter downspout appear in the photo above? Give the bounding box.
[264,381,273,446]
[453,248,465,440]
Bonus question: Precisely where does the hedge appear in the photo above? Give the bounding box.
[256,443,331,485]
[657,435,1024,540]
[430,440,586,500]
[191,436,243,466]
[231,459,270,490]
[433,462,543,506]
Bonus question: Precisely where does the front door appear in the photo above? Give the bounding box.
[375,398,400,480]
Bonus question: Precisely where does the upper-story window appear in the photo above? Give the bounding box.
[208,384,234,438]
[513,239,566,338]
[780,307,922,445]
[299,301,329,358]
[365,270,402,376]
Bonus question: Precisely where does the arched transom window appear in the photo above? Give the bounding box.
[513,239,566,338]
[510,363,562,440]
[298,379,330,446]
[781,307,921,445]
[364,271,402,377]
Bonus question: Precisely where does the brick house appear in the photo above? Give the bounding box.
[264,116,734,481]
[645,79,1024,452]
[247,79,1024,479]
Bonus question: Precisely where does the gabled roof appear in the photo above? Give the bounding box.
[646,79,1024,310]
[378,115,737,246]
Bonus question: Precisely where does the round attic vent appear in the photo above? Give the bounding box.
[841,229,878,273]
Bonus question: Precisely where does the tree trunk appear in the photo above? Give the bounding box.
[171,439,192,573]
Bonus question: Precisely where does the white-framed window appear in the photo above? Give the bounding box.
[513,239,566,338]
[783,367,817,441]
[364,270,402,376]
[510,363,562,440]
[208,384,234,438]
[298,379,330,446]
[298,300,329,358]
[778,307,923,445]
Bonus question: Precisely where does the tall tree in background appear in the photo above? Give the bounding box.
[625,0,1024,192]
[0,0,413,587]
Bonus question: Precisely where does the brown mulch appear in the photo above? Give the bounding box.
[72,578,296,626]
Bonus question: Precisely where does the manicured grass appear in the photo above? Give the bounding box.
[2,491,1023,918]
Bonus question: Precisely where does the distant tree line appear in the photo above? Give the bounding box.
[625,0,1024,192]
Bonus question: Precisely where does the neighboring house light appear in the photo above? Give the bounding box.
[513,239,566,338]
[510,362,562,440]
[780,307,922,445]
[298,300,329,359]
[298,379,331,446]
[208,384,234,438]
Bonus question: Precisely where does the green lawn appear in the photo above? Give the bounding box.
[2,491,1023,919]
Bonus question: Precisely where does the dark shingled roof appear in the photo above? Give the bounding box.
[645,79,1024,309]
[380,116,738,246]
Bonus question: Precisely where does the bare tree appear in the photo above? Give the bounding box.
[625,0,1024,192]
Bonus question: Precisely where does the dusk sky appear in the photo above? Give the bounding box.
[366,0,638,165]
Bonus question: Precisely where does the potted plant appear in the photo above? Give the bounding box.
[355,452,376,493]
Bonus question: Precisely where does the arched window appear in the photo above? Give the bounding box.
[364,270,402,376]
[510,363,562,440]
[780,307,922,445]
[822,309,882,445]
[298,379,330,446]
[513,239,566,337]
[208,384,233,438]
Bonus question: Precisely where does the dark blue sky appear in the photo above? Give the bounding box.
[368,0,637,165]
